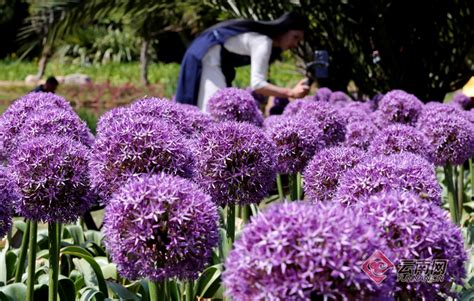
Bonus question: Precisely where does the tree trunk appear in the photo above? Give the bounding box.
[36,43,51,79]
[140,39,150,86]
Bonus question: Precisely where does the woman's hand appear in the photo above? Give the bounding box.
[289,79,310,99]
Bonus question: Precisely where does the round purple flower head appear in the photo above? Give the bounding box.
[207,88,264,126]
[368,124,433,162]
[329,91,351,104]
[376,90,424,126]
[176,103,214,138]
[314,87,332,102]
[223,201,390,300]
[103,173,219,281]
[417,104,474,166]
[282,97,312,115]
[344,121,379,150]
[304,146,364,202]
[335,152,441,206]
[356,190,467,298]
[9,135,91,223]
[287,101,347,146]
[194,121,276,206]
[452,91,472,110]
[90,113,194,202]
[338,102,373,123]
[0,92,74,160]
[368,93,384,111]
[19,108,94,147]
[0,166,17,238]
[265,116,324,174]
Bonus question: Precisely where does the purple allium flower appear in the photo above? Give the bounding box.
[417,104,474,166]
[282,98,312,115]
[303,146,364,202]
[286,101,347,146]
[207,88,264,126]
[344,121,379,150]
[177,103,215,138]
[9,135,91,223]
[103,173,219,281]
[329,91,351,104]
[95,106,129,136]
[265,116,324,174]
[452,91,472,110]
[368,93,384,111]
[194,121,276,206]
[337,102,373,123]
[0,166,17,238]
[314,87,332,102]
[335,153,441,206]
[0,92,74,160]
[368,124,433,161]
[90,114,194,202]
[19,108,94,147]
[223,201,390,300]
[356,190,467,298]
[376,90,424,126]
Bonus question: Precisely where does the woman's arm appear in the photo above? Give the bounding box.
[254,79,309,98]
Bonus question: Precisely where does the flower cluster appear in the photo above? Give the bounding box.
[376,90,424,126]
[344,121,379,150]
[207,88,264,126]
[0,92,74,160]
[265,116,324,174]
[368,124,433,161]
[223,201,389,300]
[304,146,364,202]
[417,104,474,166]
[103,173,219,281]
[329,91,351,104]
[357,190,467,298]
[90,113,194,201]
[0,166,17,237]
[452,91,472,110]
[9,135,92,223]
[337,102,372,123]
[282,98,312,115]
[194,121,276,206]
[314,87,332,102]
[335,152,441,206]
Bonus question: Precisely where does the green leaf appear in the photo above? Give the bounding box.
[106,281,139,301]
[64,225,85,246]
[57,276,77,301]
[78,287,105,301]
[33,283,48,300]
[194,264,222,298]
[167,280,180,301]
[13,221,26,234]
[0,240,9,286]
[5,251,18,281]
[84,231,104,247]
[0,283,26,301]
[62,247,108,298]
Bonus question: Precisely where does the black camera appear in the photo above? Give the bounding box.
[305,50,329,86]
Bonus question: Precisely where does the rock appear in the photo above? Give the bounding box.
[63,74,92,85]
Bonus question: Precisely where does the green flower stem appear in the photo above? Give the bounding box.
[276,174,284,200]
[241,205,250,224]
[227,205,235,242]
[470,158,474,197]
[148,280,165,301]
[457,164,464,222]
[297,172,303,200]
[48,222,60,301]
[289,174,298,201]
[444,165,459,224]
[26,221,38,301]
[14,220,30,283]
[185,281,194,301]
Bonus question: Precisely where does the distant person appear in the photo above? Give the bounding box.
[176,12,310,111]
[32,76,59,93]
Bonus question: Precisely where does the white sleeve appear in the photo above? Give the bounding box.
[248,35,272,90]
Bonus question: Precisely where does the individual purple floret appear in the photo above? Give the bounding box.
[207,88,264,126]
[265,116,324,174]
[335,152,441,206]
[0,166,17,238]
[344,121,379,150]
[19,108,94,147]
[356,190,467,299]
[417,104,474,166]
[304,146,364,202]
[329,91,351,104]
[376,90,424,126]
[0,92,74,160]
[103,173,219,281]
[368,124,434,162]
[194,121,276,206]
[223,201,390,300]
[452,91,472,110]
[90,114,194,202]
[314,87,332,102]
[286,101,347,146]
[9,135,92,223]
